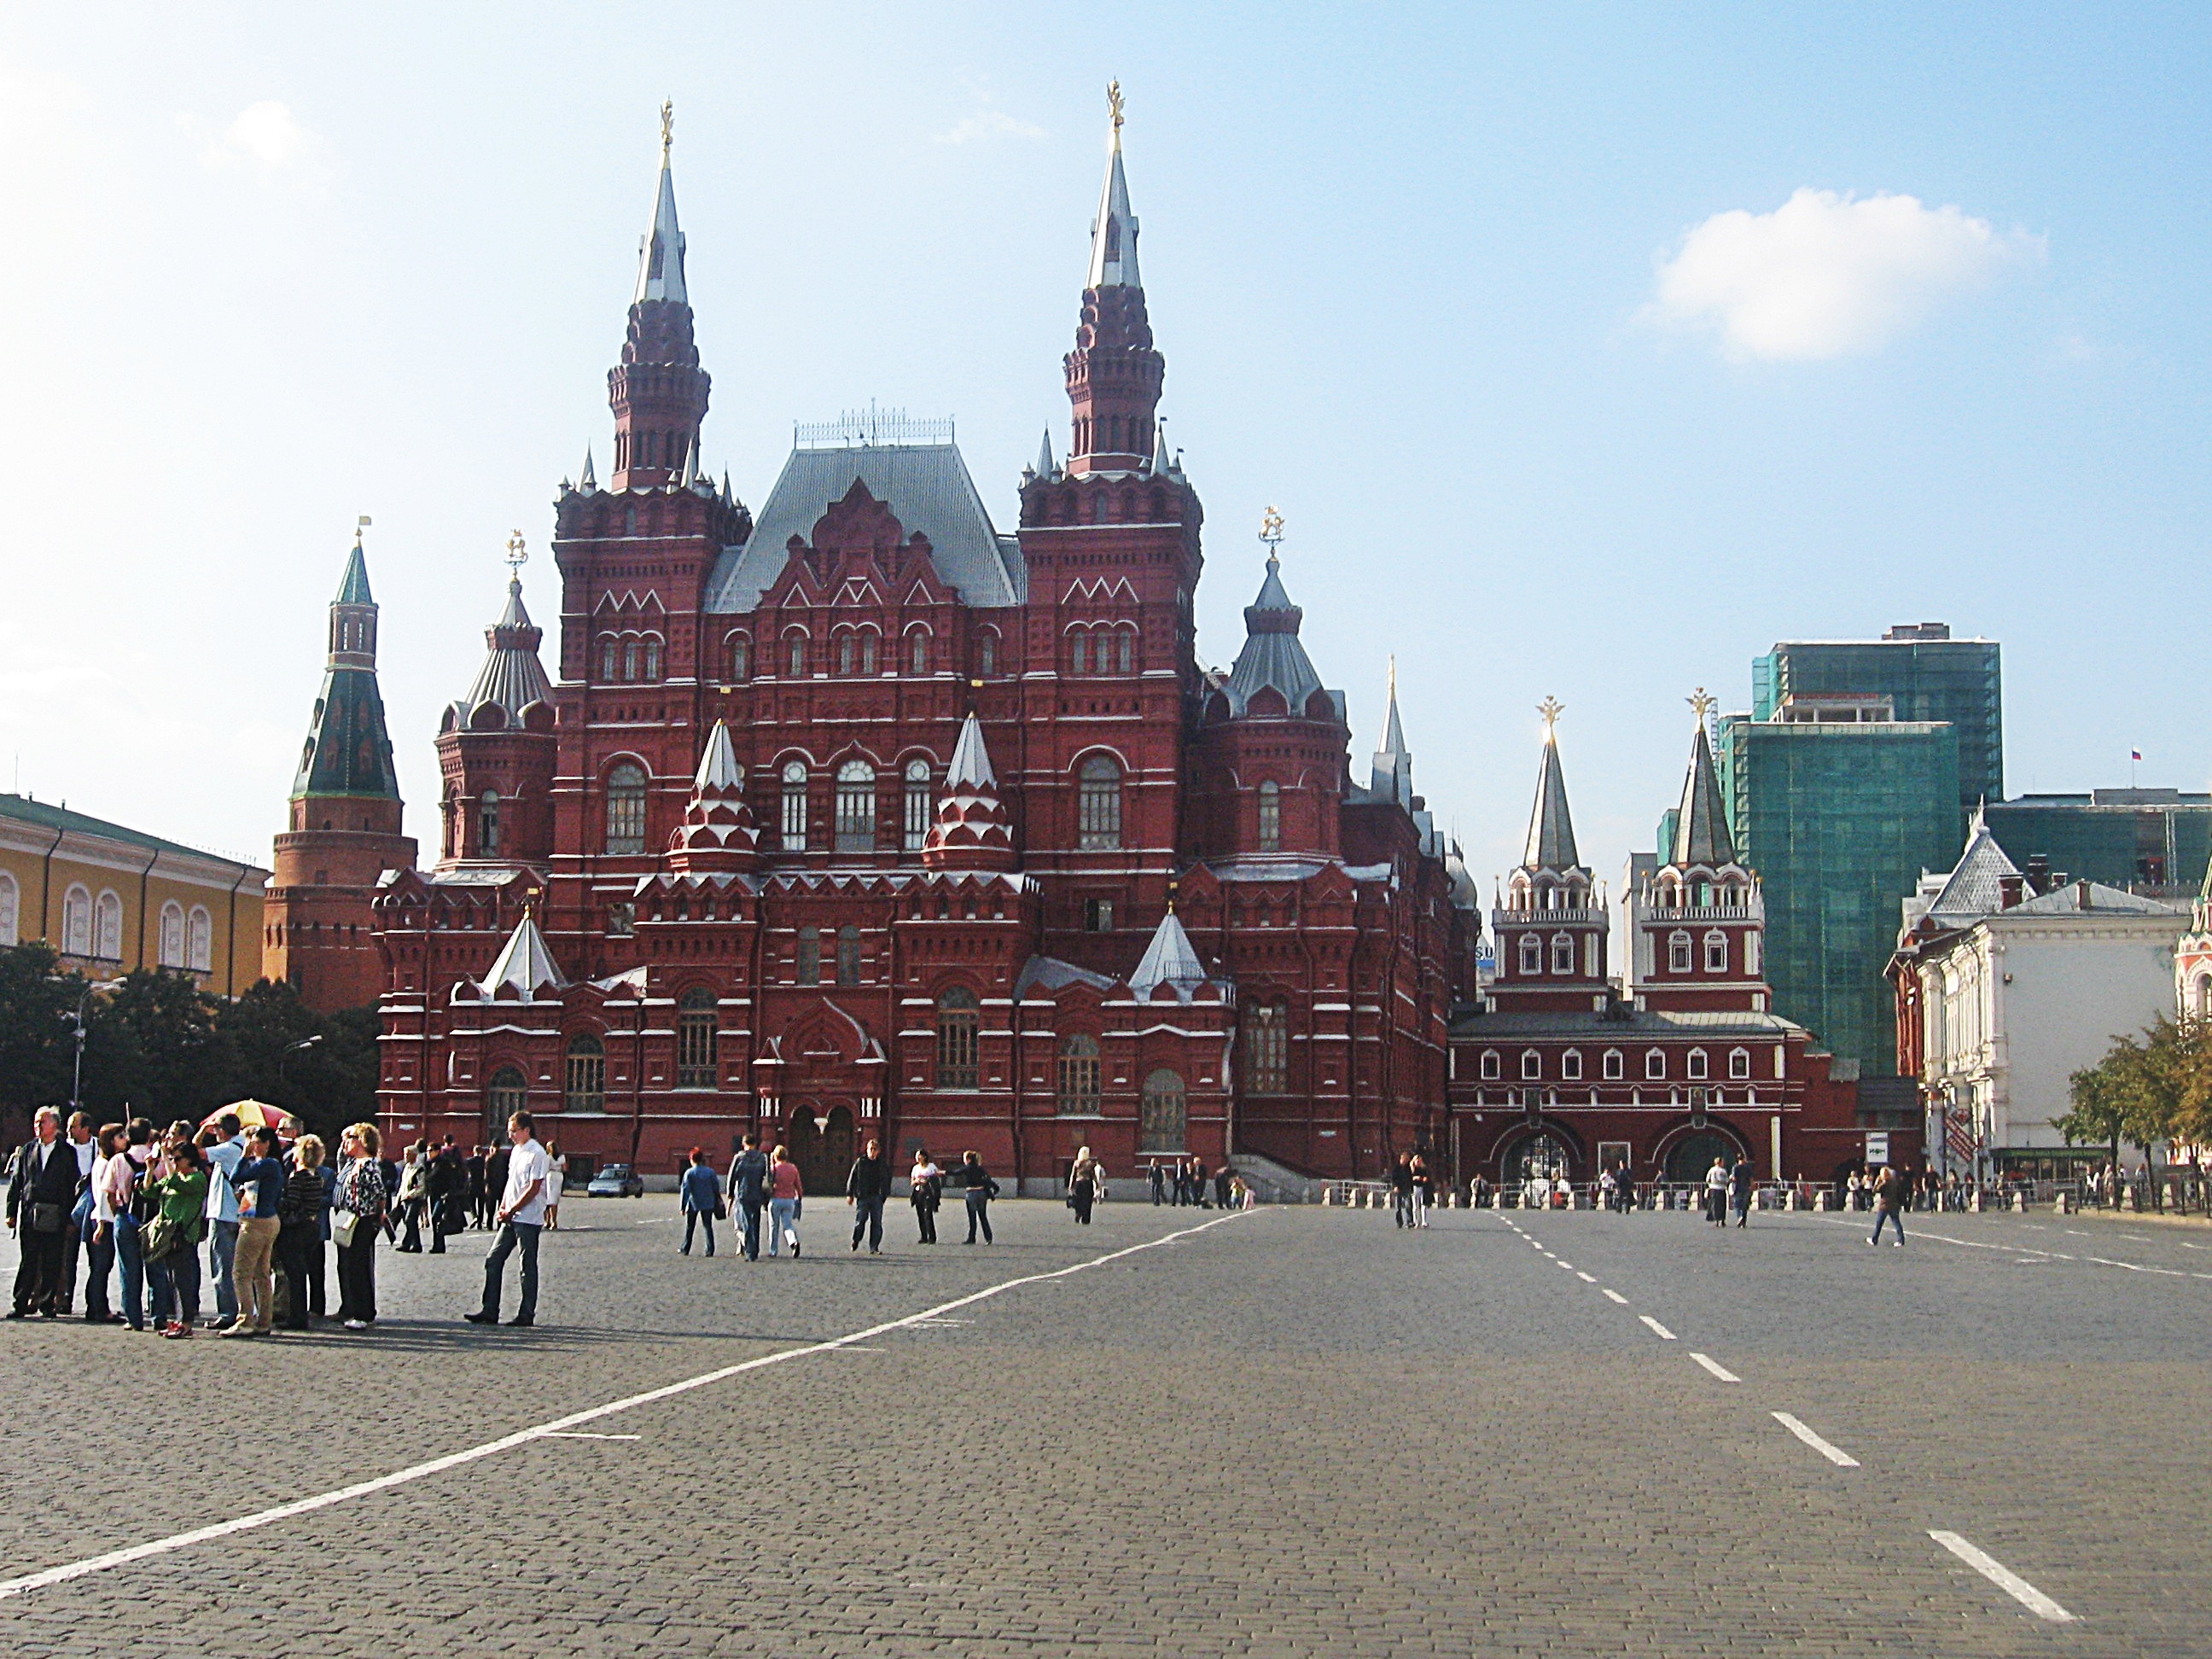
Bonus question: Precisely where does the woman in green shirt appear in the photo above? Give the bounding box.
[146,1135,210,1339]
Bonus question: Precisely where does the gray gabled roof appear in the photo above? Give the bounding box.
[702,443,1024,614]
[2008,881,2186,917]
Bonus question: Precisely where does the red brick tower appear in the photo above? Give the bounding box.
[434,538,558,868]
[266,529,418,1010]
[610,102,710,492]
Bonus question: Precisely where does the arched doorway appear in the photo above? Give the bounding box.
[1503,1130,1573,1186]
[788,1103,856,1196]
[1663,1128,1740,1184]
[1139,1069,1186,1154]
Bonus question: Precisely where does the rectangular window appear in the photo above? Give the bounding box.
[903,775,933,852]
[781,780,808,851]
[1084,896,1116,932]
[796,928,820,986]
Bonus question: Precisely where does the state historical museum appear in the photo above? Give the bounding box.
[353,108,1474,1192]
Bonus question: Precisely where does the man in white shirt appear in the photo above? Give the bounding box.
[203,1114,246,1329]
[465,1112,551,1329]
[60,1112,96,1315]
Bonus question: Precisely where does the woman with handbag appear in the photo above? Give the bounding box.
[767,1144,803,1259]
[334,1123,389,1331]
[144,1137,210,1340]
[1068,1146,1099,1225]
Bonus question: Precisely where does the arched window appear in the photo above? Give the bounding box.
[187,906,212,972]
[564,1034,606,1113]
[488,1064,527,1121]
[1070,632,1090,677]
[836,924,862,986]
[908,632,929,676]
[93,890,123,961]
[935,987,979,1089]
[1686,1047,1709,1080]
[441,788,458,859]
[1520,1048,1541,1080]
[598,636,618,682]
[1057,1033,1102,1115]
[1115,629,1135,675]
[622,638,641,682]
[781,760,809,851]
[1703,930,1728,973]
[1644,1049,1667,1080]
[61,885,90,956]
[478,789,501,858]
[860,633,879,676]
[1550,932,1574,975]
[0,871,20,946]
[605,764,648,854]
[835,760,877,853]
[1517,933,1543,975]
[728,636,750,680]
[157,902,185,968]
[903,759,933,852]
[1480,1049,1501,1080]
[837,633,855,676]
[1139,1068,1187,1153]
[979,632,998,677]
[677,987,718,1088]
[1728,1047,1751,1080]
[644,637,662,679]
[1602,1048,1624,1080]
[1243,1001,1288,1094]
[2197,975,2212,1018]
[1257,781,1281,853]
[1668,930,1692,974]
[796,927,821,986]
[1077,755,1122,849]
[1562,1048,1583,1081]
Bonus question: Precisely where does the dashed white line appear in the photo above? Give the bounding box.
[1772,1412,1859,1467]
[544,1431,642,1441]
[1688,1353,1739,1382]
[1601,1289,1629,1304]
[1575,1272,1596,1284]
[1639,1315,1677,1341]
[1929,1532,2074,1622]
[1555,1260,1575,1270]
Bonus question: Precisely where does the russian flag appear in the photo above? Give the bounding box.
[2133,748,2144,762]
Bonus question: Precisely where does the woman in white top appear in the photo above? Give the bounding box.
[83,1125,124,1324]
[544,1144,566,1230]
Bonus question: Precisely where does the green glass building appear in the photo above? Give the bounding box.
[1983,789,2212,892]
[1718,706,1962,1076]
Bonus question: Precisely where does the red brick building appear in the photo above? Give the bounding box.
[1447,706,1884,1189]
[371,109,1471,1191]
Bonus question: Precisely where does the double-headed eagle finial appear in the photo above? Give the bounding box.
[1107,79,1125,137]
[660,99,674,160]
[1688,686,1715,724]
[505,530,527,573]
[1538,696,1565,736]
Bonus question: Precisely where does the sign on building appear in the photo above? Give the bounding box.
[1865,1131,1890,1166]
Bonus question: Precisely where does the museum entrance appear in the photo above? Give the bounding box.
[1663,1129,1740,1184]
[785,1103,856,1198]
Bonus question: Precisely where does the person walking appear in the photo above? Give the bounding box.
[679,1148,721,1257]
[144,1135,210,1340]
[277,1135,328,1331]
[221,1126,285,1337]
[728,1134,770,1261]
[429,1140,463,1253]
[961,1150,998,1243]
[1068,1145,1100,1225]
[7,1108,79,1319]
[1869,1164,1907,1247]
[334,1123,389,1330]
[394,1145,428,1253]
[464,1146,488,1231]
[1389,1154,1416,1229]
[766,1144,802,1259]
[910,1148,941,1244]
[1410,1151,1433,1228]
[1729,1155,1754,1230]
[847,1136,891,1254]
[468,1113,551,1326]
[1703,1156,1730,1229]
[484,1143,512,1236]
[1148,1159,1165,1206]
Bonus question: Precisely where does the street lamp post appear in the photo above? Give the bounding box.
[279,1034,323,1094]
[61,977,127,1116]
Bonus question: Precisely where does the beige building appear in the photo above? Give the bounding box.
[0,793,268,998]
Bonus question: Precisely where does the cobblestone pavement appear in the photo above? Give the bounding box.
[2,1196,2207,1656]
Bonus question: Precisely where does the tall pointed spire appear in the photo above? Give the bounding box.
[294,525,400,803]
[1085,80,1140,289]
[579,446,597,492]
[1668,690,1737,868]
[923,713,1017,871]
[1367,658,1414,808]
[608,102,711,492]
[1522,699,1580,870]
[1036,426,1056,479]
[1063,81,1164,475]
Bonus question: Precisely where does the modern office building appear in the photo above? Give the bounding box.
[1718,698,1960,1076]
[1983,789,2212,894]
[1753,623,2000,829]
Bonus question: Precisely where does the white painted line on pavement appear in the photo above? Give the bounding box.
[1639,1315,1677,1341]
[544,1432,642,1441]
[1601,1289,1629,1304]
[1688,1353,1739,1382]
[1772,1412,1859,1467]
[1575,1272,1596,1283]
[0,1208,1259,1602]
[1929,1531,2075,1622]
[1555,1260,1575,1270]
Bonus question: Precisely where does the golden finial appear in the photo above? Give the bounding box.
[1107,79,1125,139]
[355,514,371,547]
[505,530,527,573]
[1538,696,1564,735]
[1387,655,1397,701]
[660,99,674,160]
[1259,504,1284,553]
[1688,686,1715,724]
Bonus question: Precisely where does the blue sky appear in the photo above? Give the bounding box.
[0,3,2205,888]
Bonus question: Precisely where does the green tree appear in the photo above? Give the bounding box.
[2060,1016,2212,1206]
[79,969,228,1125]
[0,942,80,1124]
[212,980,379,1144]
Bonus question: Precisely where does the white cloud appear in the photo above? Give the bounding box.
[939,106,1045,146]
[200,100,315,172]
[1648,188,2040,361]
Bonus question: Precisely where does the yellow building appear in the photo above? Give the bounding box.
[0,793,268,998]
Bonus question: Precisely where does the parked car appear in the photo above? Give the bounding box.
[587,1162,645,1199]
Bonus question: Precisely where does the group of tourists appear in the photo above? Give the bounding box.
[672,1133,1005,1260]
[1144,1155,1242,1209]
[1388,1151,1435,1228]
[3,1105,557,1336]
[388,1135,565,1251]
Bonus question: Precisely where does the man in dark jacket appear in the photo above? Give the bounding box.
[847,1137,893,1255]
[8,1109,82,1318]
[483,1145,510,1232]
[464,1148,488,1230]
[727,1135,770,1261]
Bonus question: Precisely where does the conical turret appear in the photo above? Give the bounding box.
[294,527,400,804]
[457,550,553,728]
[922,713,1018,871]
[667,719,760,873]
[1668,696,1737,870]
[1063,81,1164,476]
[609,102,711,492]
[1522,700,1580,872]
[1371,658,1413,807]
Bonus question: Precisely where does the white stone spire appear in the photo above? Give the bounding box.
[692,719,742,792]
[634,102,688,305]
[478,913,564,999]
[946,710,998,790]
[1130,909,1206,998]
[1085,82,1140,289]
